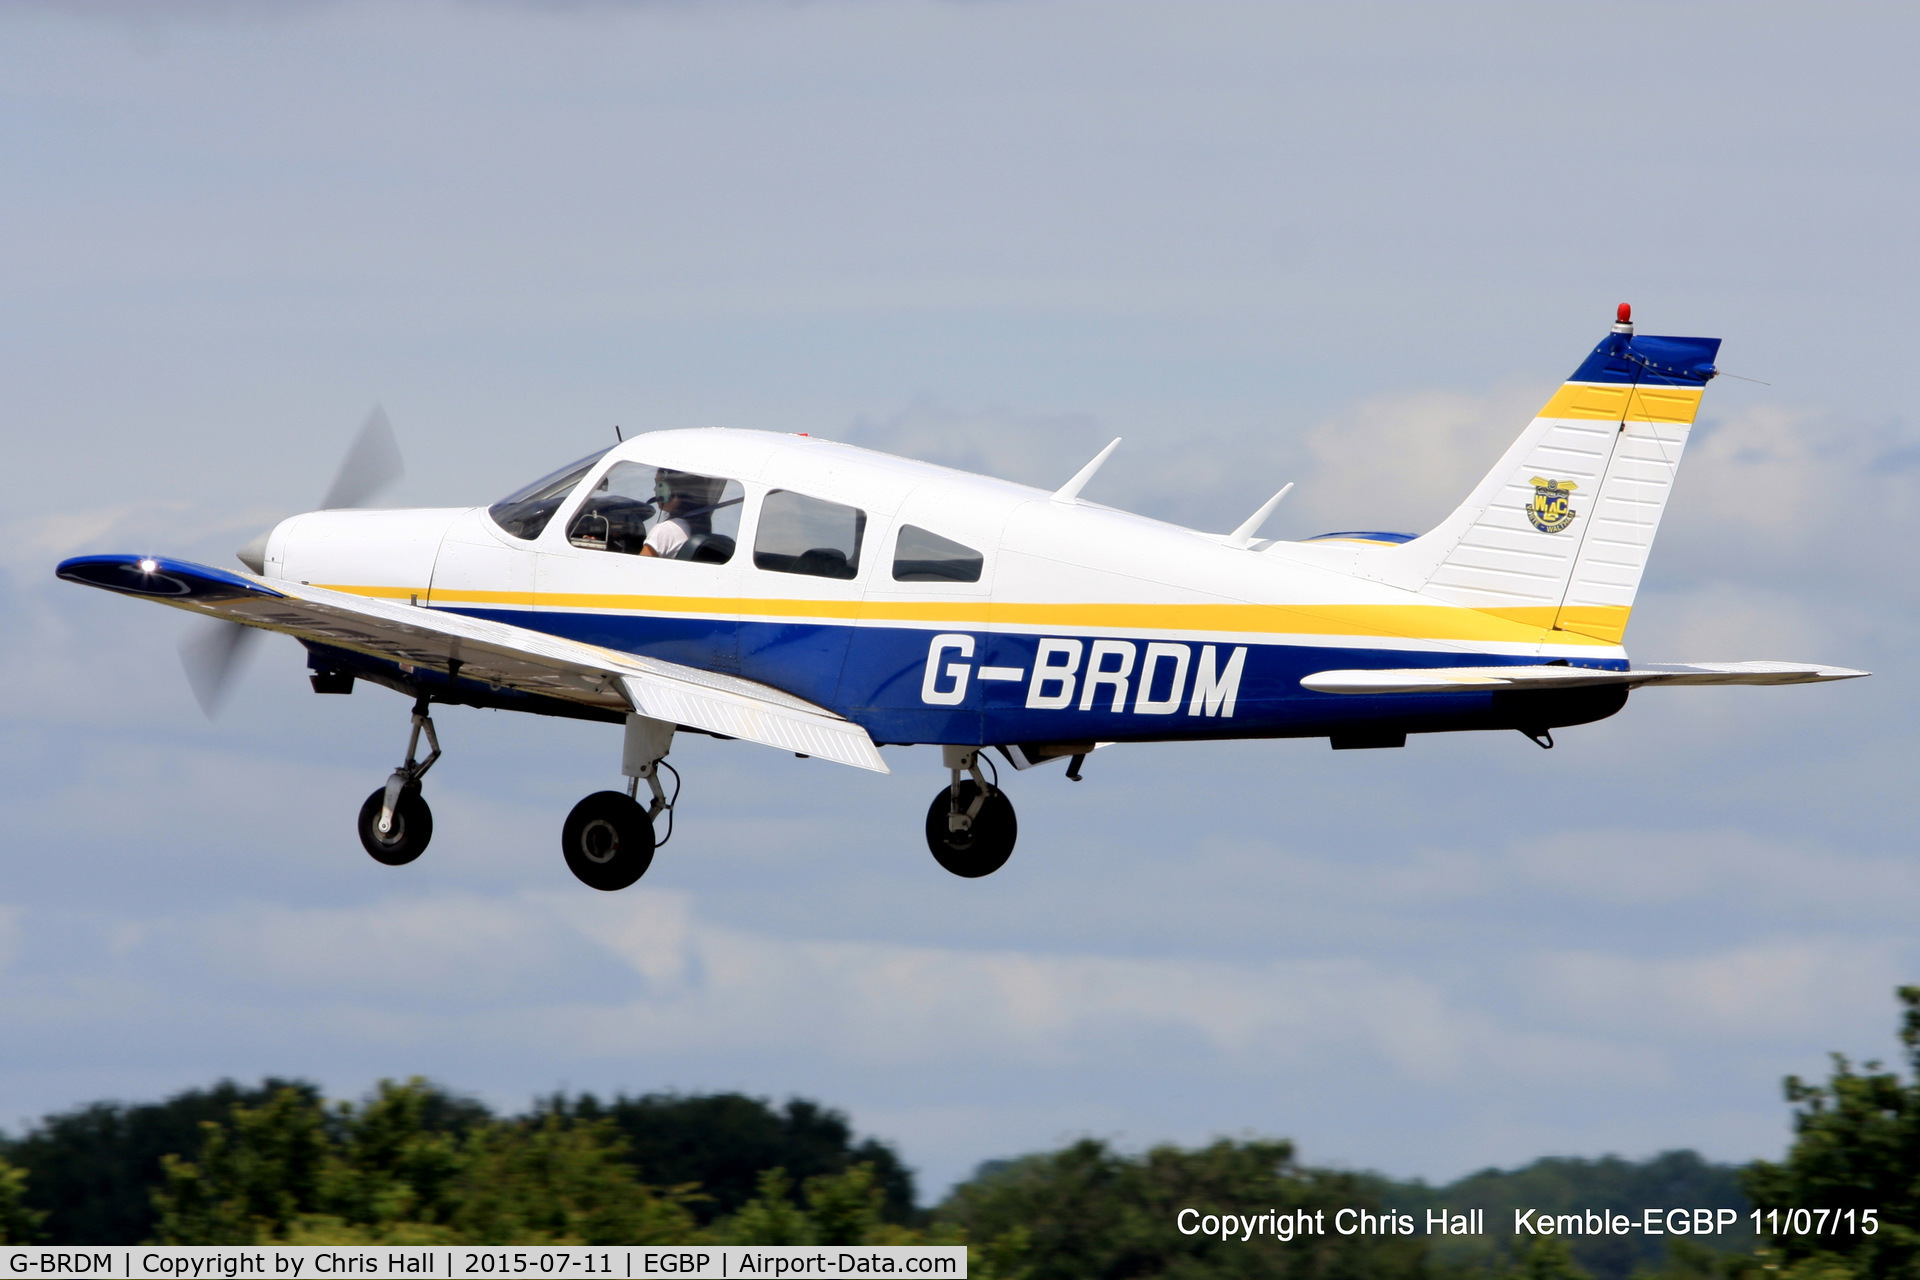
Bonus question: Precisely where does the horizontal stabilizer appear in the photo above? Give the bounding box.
[1301,661,1869,695]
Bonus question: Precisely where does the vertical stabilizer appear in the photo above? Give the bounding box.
[1399,308,1720,644]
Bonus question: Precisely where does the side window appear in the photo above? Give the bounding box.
[892,525,983,583]
[753,490,866,580]
[566,462,743,563]
[488,448,612,541]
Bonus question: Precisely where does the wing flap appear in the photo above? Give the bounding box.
[619,675,888,772]
[1301,661,1868,695]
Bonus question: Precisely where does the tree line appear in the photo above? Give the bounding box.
[0,1085,912,1245]
[3,988,1917,1280]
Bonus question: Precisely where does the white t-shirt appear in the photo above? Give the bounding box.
[645,517,692,558]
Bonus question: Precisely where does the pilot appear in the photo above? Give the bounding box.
[640,470,714,558]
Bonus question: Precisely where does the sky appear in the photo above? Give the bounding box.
[2,0,1918,1202]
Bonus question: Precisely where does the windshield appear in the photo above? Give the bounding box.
[487,449,612,541]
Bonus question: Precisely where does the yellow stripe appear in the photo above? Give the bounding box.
[1538,381,1703,424]
[319,584,419,600]
[1553,604,1629,645]
[321,583,1629,648]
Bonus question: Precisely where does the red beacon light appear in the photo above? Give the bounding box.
[1613,302,1634,335]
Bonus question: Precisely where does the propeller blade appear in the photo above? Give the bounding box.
[320,404,405,509]
[179,619,262,718]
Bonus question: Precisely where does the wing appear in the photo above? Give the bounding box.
[57,554,889,773]
[1300,661,1869,695]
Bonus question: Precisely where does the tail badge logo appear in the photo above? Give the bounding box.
[1527,477,1579,534]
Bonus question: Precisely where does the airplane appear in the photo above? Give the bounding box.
[57,305,1866,889]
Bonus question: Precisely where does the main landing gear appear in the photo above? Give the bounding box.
[356,702,677,892]
[925,746,1017,878]
[357,695,439,865]
[561,714,677,892]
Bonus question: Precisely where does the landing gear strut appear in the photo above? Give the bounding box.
[357,695,439,865]
[924,746,1016,877]
[561,714,675,891]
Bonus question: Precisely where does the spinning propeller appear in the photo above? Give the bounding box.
[179,406,405,716]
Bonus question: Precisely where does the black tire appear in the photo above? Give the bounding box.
[562,791,656,891]
[924,780,1016,878]
[357,784,432,866]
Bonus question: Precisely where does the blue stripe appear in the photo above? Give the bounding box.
[441,606,1630,745]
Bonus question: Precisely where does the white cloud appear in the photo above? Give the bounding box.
[0,501,281,577]
[1524,941,1899,1042]
[1289,384,1555,535]
[841,397,1110,497]
[1656,402,1920,600]
[1,884,1854,1097]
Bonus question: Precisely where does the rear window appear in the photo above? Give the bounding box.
[753,490,866,580]
[488,449,611,541]
[892,525,983,583]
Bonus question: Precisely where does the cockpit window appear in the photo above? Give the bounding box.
[566,461,743,563]
[753,490,866,581]
[891,525,983,583]
[488,449,612,541]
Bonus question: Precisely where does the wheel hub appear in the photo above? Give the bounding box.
[580,818,621,863]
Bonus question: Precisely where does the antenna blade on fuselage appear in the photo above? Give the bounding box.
[1225,482,1293,548]
[1051,438,1121,505]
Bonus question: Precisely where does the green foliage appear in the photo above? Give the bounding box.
[318,1078,473,1230]
[935,1136,1428,1280]
[1380,1151,1755,1280]
[1517,1237,1590,1280]
[1739,987,1920,1280]
[443,1115,695,1245]
[7,1079,911,1245]
[1634,1244,1865,1280]
[551,1092,916,1225]
[15,1037,1920,1273]
[0,1077,317,1244]
[712,1169,816,1245]
[152,1086,330,1243]
[705,1164,904,1247]
[803,1163,889,1246]
[0,1158,48,1244]
[151,1080,697,1246]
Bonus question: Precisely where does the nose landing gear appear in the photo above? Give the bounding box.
[925,746,1016,877]
[562,714,677,891]
[357,696,440,865]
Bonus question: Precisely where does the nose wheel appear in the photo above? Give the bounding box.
[358,783,432,865]
[925,747,1016,877]
[358,696,440,866]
